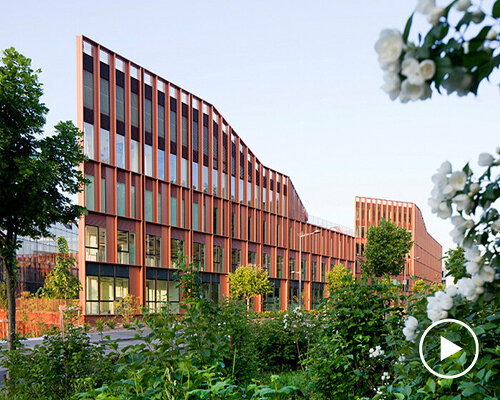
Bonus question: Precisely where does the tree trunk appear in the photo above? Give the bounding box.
[5,257,16,351]
[246,297,250,312]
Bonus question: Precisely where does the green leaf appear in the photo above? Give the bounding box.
[456,12,473,30]
[403,13,414,43]
[469,26,492,53]
[493,0,500,18]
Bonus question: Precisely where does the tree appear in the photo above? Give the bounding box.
[375,0,500,102]
[38,237,81,300]
[326,263,353,294]
[443,245,467,283]
[0,48,86,351]
[228,265,272,311]
[361,219,413,277]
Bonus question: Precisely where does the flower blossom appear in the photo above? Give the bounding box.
[375,29,404,67]
[403,316,418,342]
[454,0,471,12]
[478,153,494,167]
[369,345,385,358]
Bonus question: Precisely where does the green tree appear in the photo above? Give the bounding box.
[326,263,352,294]
[38,237,81,300]
[361,219,413,277]
[228,265,272,311]
[0,48,86,351]
[443,245,467,283]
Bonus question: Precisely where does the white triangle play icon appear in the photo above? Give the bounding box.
[440,336,462,361]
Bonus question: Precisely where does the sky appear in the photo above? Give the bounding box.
[0,0,498,254]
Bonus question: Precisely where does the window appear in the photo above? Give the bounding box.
[213,169,218,195]
[203,166,209,193]
[145,145,153,176]
[83,70,93,109]
[182,158,188,187]
[231,249,241,273]
[101,177,106,212]
[170,195,177,227]
[146,278,168,313]
[311,286,325,309]
[84,123,94,159]
[116,85,124,122]
[145,98,152,132]
[248,251,257,265]
[158,192,162,223]
[321,263,326,282]
[158,150,165,180]
[86,273,128,315]
[146,235,161,267]
[170,239,184,267]
[182,114,188,146]
[247,182,251,206]
[117,230,135,264]
[86,175,95,211]
[240,179,244,204]
[213,245,224,273]
[193,242,206,271]
[193,201,199,230]
[223,173,228,198]
[263,253,271,276]
[301,259,307,281]
[158,104,165,138]
[116,134,125,169]
[201,273,220,304]
[170,154,177,183]
[231,176,235,200]
[312,261,317,282]
[131,140,139,173]
[85,225,106,262]
[288,284,299,309]
[100,78,109,116]
[170,109,177,143]
[100,128,110,163]
[131,184,136,218]
[213,206,218,234]
[145,190,153,222]
[289,258,296,280]
[131,93,139,128]
[231,212,236,237]
[263,281,280,311]
[277,256,284,278]
[248,215,252,240]
[192,162,199,190]
[117,182,125,217]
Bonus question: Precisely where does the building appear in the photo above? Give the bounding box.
[0,224,79,294]
[354,196,442,288]
[76,36,355,318]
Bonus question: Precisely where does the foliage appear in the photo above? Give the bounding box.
[305,276,407,399]
[38,237,81,299]
[113,293,141,326]
[361,219,413,277]
[376,0,500,102]
[326,263,353,294]
[0,326,116,400]
[228,265,272,310]
[412,278,445,294]
[0,47,86,350]
[442,245,468,284]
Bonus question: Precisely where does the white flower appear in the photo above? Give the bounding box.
[457,277,476,300]
[439,161,452,175]
[437,202,452,219]
[398,354,406,363]
[420,59,436,80]
[382,71,401,100]
[463,42,469,54]
[375,29,404,67]
[466,261,480,275]
[453,194,472,212]
[454,0,471,11]
[479,266,495,283]
[439,292,454,310]
[381,372,390,381]
[445,285,458,297]
[442,184,456,198]
[442,67,473,96]
[421,83,432,100]
[450,227,464,244]
[402,58,425,85]
[427,7,445,26]
[472,10,485,23]
[468,183,480,196]
[428,308,448,322]
[403,326,417,342]
[405,316,418,330]
[452,215,474,232]
[400,79,425,102]
[416,0,436,14]
[486,29,498,41]
[449,170,467,191]
[382,61,401,73]
[478,152,494,166]
[465,247,482,263]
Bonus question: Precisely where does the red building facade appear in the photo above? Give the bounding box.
[76,36,355,317]
[354,196,442,287]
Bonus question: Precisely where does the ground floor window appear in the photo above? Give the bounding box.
[200,273,220,304]
[231,248,241,272]
[86,264,129,315]
[311,284,325,309]
[263,279,281,311]
[145,268,180,313]
[213,245,224,273]
[288,281,303,310]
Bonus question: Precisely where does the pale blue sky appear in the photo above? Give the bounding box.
[0,0,498,253]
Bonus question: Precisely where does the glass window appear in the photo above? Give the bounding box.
[231,176,236,200]
[101,177,106,212]
[170,239,184,267]
[117,230,135,264]
[192,162,199,190]
[146,234,161,267]
[170,154,177,183]
[248,251,257,265]
[117,182,125,217]
[100,78,109,116]
[170,109,177,143]
[145,145,153,176]
[100,128,110,163]
[193,242,205,271]
[240,179,244,204]
[145,190,153,222]
[263,253,271,276]
[170,195,177,227]
[301,259,307,281]
[86,274,129,315]
[158,192,162,223]
[213,207,218,234]
[131,140,139,173]
[131,184,136,218]
[85,225,106,262]
[146,278,173,313]
[223,173,228,198]
[289,258,296,280]
[277,256,284,278]
[168,280,180,313]
[158,104,165,138]
[86,175,95,211]
[203,166,209,193]
[312,261,317,282]
[263,283,281,311]
[214,245,224,273]
[84,123,94,159]
[145,98,152,132]
[182,114,188,146]
[231,249,241,273]
[158,150,165,180]
[116,85,124,122]
[131,93,139,128]
[247,182,251,206]
[213,169,218,195]
[86,276,99,314]
[321,263,326,282]
[83,70,93,109]
[182,158,188,187]
[116,134,125,169]
[193,201,199,231]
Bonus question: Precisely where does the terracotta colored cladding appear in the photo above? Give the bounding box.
[76,36,356,317]
[354,196,442,286]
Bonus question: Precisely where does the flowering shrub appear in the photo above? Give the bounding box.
[384,149,499,399]
[376,0,500,102]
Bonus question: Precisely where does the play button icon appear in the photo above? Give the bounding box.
[440,336,462,361]
[419,318,479,379]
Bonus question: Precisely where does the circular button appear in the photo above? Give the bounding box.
[418,318,479,379]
